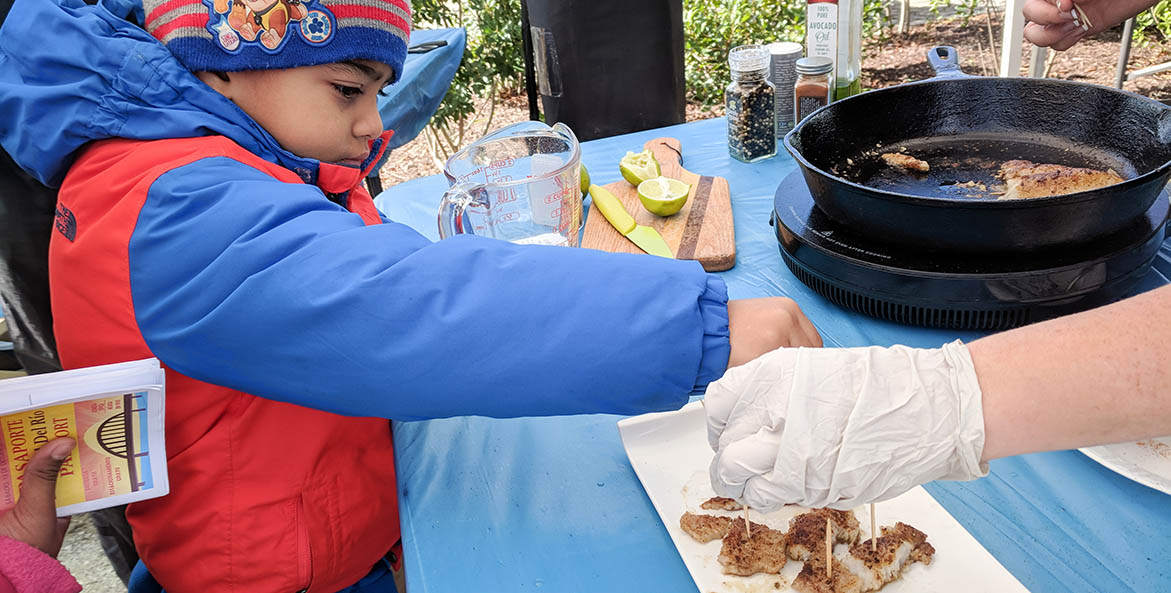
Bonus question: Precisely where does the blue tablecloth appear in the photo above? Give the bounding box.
[375,117,1171,593]
[377,27,465,150]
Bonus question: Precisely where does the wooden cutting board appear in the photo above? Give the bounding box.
[581,137,735,271]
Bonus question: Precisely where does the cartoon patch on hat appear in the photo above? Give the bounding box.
[145,0,408,78]
[209,0,334,52]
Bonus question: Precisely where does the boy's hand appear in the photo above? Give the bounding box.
[0,437,74,557]
[726,297,821,368]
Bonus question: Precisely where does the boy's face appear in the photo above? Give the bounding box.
[199,60,394,166]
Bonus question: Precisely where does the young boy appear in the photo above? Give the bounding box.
[0,0,820,591]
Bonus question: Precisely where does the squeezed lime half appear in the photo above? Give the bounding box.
[637,177,690,216]
[619,149,661,186]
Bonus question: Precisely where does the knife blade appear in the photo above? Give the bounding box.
[588,184,675,258]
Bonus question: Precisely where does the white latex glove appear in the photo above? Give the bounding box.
[706,340,988,512]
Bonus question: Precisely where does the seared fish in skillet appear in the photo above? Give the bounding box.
[997,159,1124,199]
[880,152,930,173]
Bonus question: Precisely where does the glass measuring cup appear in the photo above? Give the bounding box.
[438,121,582,247]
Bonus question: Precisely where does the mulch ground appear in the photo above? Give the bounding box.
[864,13,1171,102]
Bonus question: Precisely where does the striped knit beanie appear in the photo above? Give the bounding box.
[142,0,410,81]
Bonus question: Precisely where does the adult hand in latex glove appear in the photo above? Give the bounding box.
[705,341,987,512]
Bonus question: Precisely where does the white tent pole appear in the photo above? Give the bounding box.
[1028,46,1048,78]
[1000,0,1026,77]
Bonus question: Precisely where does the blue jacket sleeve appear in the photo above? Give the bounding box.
[130,157,730,420]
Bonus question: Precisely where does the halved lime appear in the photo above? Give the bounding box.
[637,177,690,216]
[580,163,591,196]
[619,149,661,186]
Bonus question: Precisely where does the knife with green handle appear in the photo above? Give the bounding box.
[588,184,675,259]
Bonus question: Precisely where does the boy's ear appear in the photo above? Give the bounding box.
[194,71,232,94]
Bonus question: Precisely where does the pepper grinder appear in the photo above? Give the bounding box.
[725,45,777,163]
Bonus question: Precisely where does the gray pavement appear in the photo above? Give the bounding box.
[58,514,126,593]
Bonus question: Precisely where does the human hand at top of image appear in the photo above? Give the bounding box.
[1023,0,1158,51]
[725,297,822,369]
[704,341,986,511]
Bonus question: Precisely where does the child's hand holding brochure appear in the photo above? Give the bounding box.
[0,359,167,516]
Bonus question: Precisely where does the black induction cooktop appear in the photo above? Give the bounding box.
[772,170,1170,330]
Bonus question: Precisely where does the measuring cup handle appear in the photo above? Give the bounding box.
[437,183,478,239]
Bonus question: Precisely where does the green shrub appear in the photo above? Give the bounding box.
[412,0,524,161]
[926,0,981,24]
[1134,1,1171,46]
[683,0,890,108]
[683,1,803,107]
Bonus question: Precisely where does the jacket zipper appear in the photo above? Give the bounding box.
[296,496,314,593]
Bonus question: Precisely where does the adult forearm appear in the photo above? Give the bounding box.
[971,284,1171,461]
[1104,0,1161,28]
[1077,0,1160,35]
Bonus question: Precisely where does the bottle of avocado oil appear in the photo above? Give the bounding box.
[805,0,862,101]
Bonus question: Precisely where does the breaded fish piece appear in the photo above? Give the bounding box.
[701,496,744,511]
[787,509,861,561]
[717,517,789,576]
[997,159,1123,199]
[792,553,862,593]
[881,152,930,173]
[679,512,732,543]
[837,522,935,592]
[792,522,934,593]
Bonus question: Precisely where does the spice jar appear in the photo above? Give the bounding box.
[794,56,833,125]
[767,42,804,138]
[726,45,776,163]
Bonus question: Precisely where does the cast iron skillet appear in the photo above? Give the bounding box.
[784,46,1171,253]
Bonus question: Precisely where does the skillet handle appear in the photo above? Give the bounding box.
[928,46,968,79]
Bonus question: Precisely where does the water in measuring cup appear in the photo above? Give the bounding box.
[527,153,567,228]
[512,232,569,246]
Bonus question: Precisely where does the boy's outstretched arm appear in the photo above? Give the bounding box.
[122,157,818,420]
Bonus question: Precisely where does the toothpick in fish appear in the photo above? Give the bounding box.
[744,506,751,539]
[870,503,877,552]
[825,518,833,578]
[702,397,752,541]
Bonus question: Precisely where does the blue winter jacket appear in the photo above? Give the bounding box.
[0,0,731,421]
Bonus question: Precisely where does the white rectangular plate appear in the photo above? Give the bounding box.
[1081,436,1171,495]
[618,401,1030,593]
